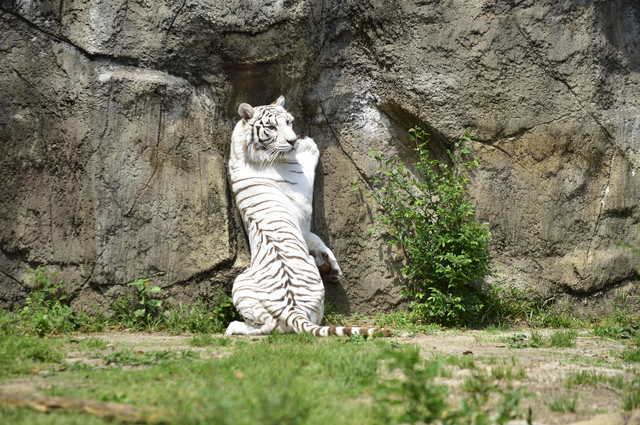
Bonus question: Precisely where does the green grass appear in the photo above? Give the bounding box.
[41,336,391,425]
[548,393,578,413]
[438,354,476,369]
[549,330,578,348]
[0,409,112,425]
[565,370,624,389]
[189,334,232,347]
[77,337,108,351]
[490,365,526,381]
[0,333,534,425]
[623,375,640,411]
[372,311,441,334]
[499,332,544,348]
[618,347,640,362]
[103,348,199,366]
[0,320,66,375]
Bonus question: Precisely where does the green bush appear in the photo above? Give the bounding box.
[20,266,76,336]
[364,127,494,326]
[1,265,236,336]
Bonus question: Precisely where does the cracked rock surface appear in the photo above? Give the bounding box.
[1,0,639,314]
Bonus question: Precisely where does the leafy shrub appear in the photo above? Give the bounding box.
[364,128,494,326]
[20,266,76,336]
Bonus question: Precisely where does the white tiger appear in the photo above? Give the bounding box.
[225,96,388,337]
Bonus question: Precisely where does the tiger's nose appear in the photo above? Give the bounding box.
[287,137,298,146]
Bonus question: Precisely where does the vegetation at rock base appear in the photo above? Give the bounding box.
[2,265,235,337]
[358,127,503,326]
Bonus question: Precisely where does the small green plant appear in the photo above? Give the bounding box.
[322,302,347,326]
[348,333,368,345]
[127,278,163,327]
[361,127,494,326]
[548,393,578,413]
[440,354,476,369]
[376,346,450,423]
[595,323,640,340]
[373,310,441,334]
[75,306,109,332]
[549,330,578,348]
[98,392,133,404]
[209,286,236,332]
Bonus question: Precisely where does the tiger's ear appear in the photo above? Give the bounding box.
[238,103,254,121]
[274,96,285,108]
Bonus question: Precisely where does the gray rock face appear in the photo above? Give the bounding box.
[1,0,639,315]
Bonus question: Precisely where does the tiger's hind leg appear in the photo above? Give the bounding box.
[226,272,279,336]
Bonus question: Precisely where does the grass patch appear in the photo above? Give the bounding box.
[0,334,532,425]
[0,408,112,425]
[565,370,624,389]
[491,365,526,381]
[499,332,544,348]
[0,265,236,336]
[623,375,640,411]
[548,393,578,413]
[77,338,108,351]
[42,335,391,425]
[438,354,476,369]
[618,347,640,362]
[0,333,66,376]
[372,311,441,334]
[549,330,578,348]
[189,334,232,348]
[103,349,199,366]
[0,312,66,375]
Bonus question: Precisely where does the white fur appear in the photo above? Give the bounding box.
[226,98,342,336]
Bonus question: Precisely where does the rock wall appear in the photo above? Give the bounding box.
[1,0,639,315]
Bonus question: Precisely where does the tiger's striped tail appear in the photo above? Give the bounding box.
[286,313,392,337]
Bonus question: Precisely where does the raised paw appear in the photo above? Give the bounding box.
[310,250,342,282]
[295,136,319,157]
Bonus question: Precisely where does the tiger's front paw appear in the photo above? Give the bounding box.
[296,136,319,157]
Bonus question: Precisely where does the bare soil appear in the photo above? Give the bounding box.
[1,329,639,425]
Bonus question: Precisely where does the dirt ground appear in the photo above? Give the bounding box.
[1,329,639,425]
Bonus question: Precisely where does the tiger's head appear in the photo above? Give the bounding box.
[238,96,299,164]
